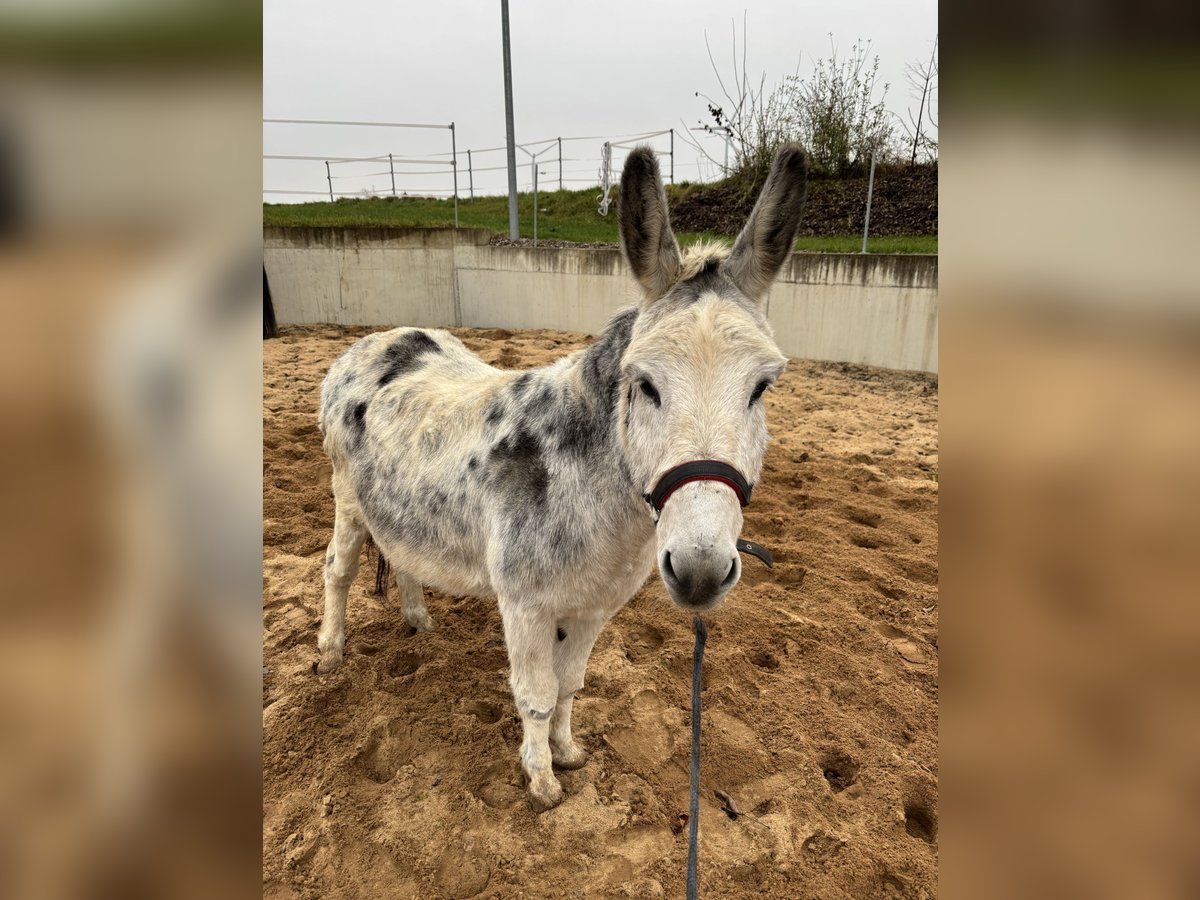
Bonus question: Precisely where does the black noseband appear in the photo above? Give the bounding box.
[644,460,753,512]
[644,460,774,568]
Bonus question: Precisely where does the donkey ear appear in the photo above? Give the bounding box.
[724,144,809,303]
[619,146,681,302]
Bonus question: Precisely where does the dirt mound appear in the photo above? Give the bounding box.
[670,164,938,238]
[263,326,939,899]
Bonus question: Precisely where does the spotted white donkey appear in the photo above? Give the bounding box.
[316,143,809,810]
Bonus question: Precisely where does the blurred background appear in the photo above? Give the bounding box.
[0,2,261,898]
[0,0,1198,897]
[940,2,1200,898]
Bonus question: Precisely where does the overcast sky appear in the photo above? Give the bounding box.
[264,0,937,202]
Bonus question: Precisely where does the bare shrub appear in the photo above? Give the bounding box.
[681,15,793,195]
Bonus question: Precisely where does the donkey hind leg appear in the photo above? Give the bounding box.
[497,596,563,811]
[549,615,607,770]
[316,502,368,673]
[394,569,435,632]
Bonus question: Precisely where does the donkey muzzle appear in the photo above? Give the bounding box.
[647,461,770,611]
[661,543,741,610]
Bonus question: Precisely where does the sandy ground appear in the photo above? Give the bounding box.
[263,325,939,899]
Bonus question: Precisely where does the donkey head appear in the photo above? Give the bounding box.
[617,144,808,611]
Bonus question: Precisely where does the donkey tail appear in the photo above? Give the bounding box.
[364,536,390,598]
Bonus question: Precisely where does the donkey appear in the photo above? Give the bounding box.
[316,143,808,810]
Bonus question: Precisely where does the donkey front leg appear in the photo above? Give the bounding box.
[497,596,563,811]
[549,614,608,770]
[317,500,368,673]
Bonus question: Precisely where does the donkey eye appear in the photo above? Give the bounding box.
[749,381,771,406]
[639,380,661,407]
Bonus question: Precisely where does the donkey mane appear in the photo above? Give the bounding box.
[673,240,731,283]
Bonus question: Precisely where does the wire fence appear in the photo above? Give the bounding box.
[263,118,890,251]
[263,119,685,215]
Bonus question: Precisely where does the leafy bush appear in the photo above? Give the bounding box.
[688,27,897,185]
[783,38,894,178]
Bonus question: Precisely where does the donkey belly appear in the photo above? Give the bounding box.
[353,453,498,599]
[373,532,495,598]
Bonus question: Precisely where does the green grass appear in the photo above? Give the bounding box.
[794,234,937,254]
[263,187,937,254]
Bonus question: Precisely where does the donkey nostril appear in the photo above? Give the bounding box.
[720,557,739,589]
[662,551,677,584]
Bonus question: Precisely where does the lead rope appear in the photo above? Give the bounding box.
[686,616,708,900]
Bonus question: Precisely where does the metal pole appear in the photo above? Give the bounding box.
[389,153,395,197]
[861,150,877,253]
[450,122,458,227]
[467,149,474,200]
[558,137,562,191]
[501,0,519,239]
[532,160,538,246]
[670,128,675,184]
[325,161,333,201]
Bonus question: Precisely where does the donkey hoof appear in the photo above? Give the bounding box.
[551,741,588,770]
[316,650,343,674]
[406,611,437,632]
[527,773,564,812]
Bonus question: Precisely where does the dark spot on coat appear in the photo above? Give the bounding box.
[546,520,585,562]
[556,404,601,456]
[485,400,505,425]
[528,385,555,417]
[512,372,532,397]
[346,400,368,432]
[359,459,378,488]
[557,626,567,641]
[378,331,441,387]
[489,427,549,507]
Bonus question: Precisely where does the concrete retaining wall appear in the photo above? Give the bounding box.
[264,226,938,373]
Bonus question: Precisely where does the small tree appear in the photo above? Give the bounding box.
[901,35,938,164]
[784,37,894,177]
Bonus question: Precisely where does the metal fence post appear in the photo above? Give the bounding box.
[325,160,333,201]
[450,122,459,227]
[532,159,538,246]
[389,153,396,196]
[467,149,474,200]
[558,137,562,191]
[861,150,877,254]
[670,128,674,184]
[501,0,519,239]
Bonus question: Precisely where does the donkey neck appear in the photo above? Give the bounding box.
[541,307,640,494]
[570,306,637,419]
